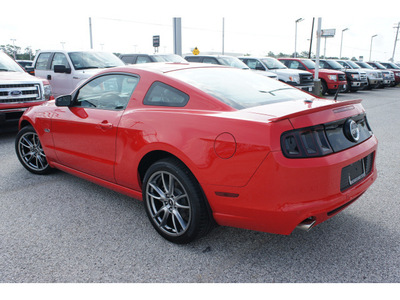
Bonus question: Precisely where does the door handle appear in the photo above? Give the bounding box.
[47,75,52,80]
[98,121,113,130]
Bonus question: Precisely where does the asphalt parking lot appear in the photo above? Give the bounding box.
[0,87,399,283]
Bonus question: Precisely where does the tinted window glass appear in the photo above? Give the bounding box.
[76,74,139,110]
[35,52,51,70]
[120,55,136,64]
[168,68,313,110]
[185,56,201,62]
[136,56,152,64]
[51,53,70,70]
[246,59,265,70]
[144,82,189,107]
[203,57,219,64]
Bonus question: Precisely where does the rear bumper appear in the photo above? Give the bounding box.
[204,136,378,235]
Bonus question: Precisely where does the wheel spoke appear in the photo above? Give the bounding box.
[159,209,171,228]
[172,210,188,231]
[148,182,166,200]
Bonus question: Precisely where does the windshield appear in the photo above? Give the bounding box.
[261,58,287,70]
[371,62,387,69]
[356,62,374,69]
[168,67,313,110]
[380,62,400,69]
[68,51,124,70]
[302,59,316,69]
[345,61,361,69]
[0,51,25,72]
[218,57,249,69]
[151,54,187,63]
[326,60,344,70]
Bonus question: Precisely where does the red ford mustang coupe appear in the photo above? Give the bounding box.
[15,63,377,243]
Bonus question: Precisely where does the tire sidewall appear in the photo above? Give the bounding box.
[142,158,205,244]
[15,126,52,175]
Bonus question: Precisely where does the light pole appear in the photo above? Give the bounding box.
[294,18,304,58]
[369,34,378,61]
[340,28,349,59]
[10,39,16,59]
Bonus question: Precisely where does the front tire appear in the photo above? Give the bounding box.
[15,126,52,175]
[143,158,212,244]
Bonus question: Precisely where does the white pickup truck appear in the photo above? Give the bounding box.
[32,50,125,98]
[0,51,52,127]
[239,57,314,92]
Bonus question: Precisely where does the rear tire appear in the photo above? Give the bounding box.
[15,126,52,175]
[143,158,212,244]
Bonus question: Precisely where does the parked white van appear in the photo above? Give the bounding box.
[33,50,124,97]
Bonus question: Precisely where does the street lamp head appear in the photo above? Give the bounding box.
[296,18,304,23]
[372,34,378,38]
[342,28,349,32]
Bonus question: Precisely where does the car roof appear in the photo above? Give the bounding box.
[110,62,229,74]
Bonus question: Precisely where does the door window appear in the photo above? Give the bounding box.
[51,53,70,70]
[246,59,265,70]
[76,74,139,110]
[35,52,52,70]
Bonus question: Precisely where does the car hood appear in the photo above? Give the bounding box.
[314,68,345,75]
[240,98,363,123]
[75,68,106,78]
[0,71,42,83]
[272,68,311,76]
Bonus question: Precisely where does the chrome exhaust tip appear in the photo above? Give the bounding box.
[296,217,316,232]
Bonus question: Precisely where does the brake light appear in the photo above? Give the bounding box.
[281,125,333,158]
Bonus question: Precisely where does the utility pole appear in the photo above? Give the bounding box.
[312,18,322,97]
[308,18,315,59]
[294,18,304,58]
[89,17,93,49]
[222,17,225,55]
[391,22,400,62]
[173,18,182,56]
[369,34,378,61]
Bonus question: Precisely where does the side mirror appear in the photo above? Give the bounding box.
[25,66,35,75]
[56,95,73,107]
[54,65,72,74]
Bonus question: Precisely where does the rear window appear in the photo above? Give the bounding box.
[168,68,313,110]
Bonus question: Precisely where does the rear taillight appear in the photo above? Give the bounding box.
[281,125,333,158]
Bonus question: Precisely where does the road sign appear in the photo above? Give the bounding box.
[153,35,160,48]
[192,47,200,55]
[321,29,336,37]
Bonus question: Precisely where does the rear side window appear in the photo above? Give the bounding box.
[35,52,51,70]
[136,56,152,64]
[144,82,189,107]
